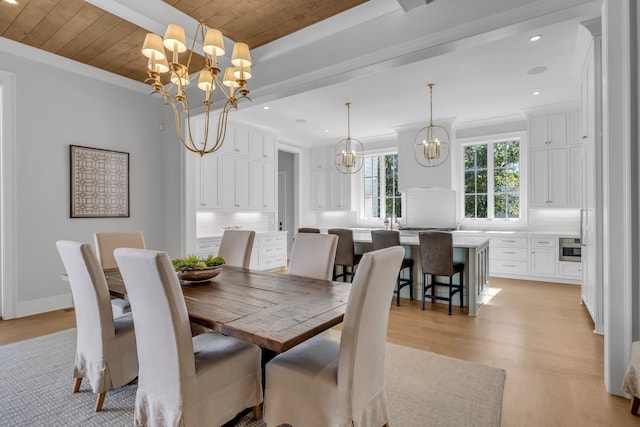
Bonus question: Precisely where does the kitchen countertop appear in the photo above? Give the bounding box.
[197,230,286,239]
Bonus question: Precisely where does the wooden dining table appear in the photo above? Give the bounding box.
[104,266,351,353]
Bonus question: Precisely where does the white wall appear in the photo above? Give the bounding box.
[1,47,182,317]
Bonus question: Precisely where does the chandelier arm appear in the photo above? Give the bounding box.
[168,98,199,154]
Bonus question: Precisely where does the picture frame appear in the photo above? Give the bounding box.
[70,145,130,218]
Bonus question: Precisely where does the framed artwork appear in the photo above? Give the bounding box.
[70,145,129,218]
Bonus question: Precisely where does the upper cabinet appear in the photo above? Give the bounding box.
[309,146,351,210]
[529,111,581,208]
[530,113,567,148]
[195,121,277,212]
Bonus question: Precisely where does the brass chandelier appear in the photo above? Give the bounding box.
[414,83,450,167]
[334,102,364,174]
[140,2,252,156]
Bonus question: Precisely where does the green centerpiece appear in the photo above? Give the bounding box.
[172,254,225,282]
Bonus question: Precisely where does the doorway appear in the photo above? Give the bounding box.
[277,150,296,256]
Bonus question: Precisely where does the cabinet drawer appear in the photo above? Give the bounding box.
[492,247,527,261]
[490,260,528,274]
[260,255,286,269]
[259,244,285,258]
[258,234,285,245]
[491,237,527,247]
[559,261,582,278]
[196,239,221,256]
[530,237,556,248]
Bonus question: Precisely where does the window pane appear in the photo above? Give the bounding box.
[477,194,488,218]
[464,146,476,170]
[494,194,506,218]
[476,145,487,169]
[477,170,488,193]
[508,194,520,217]
[465,171,476,193]
[465,195,476,218]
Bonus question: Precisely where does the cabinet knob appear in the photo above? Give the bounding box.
[583,135,588,139]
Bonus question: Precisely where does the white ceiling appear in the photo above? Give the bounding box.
[221,0,600,147]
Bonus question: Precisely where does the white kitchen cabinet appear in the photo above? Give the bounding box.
[529,237,557,276]
[252,132,276,162]
[530,147,568,207]
[568,145,583,207]
[251,161,276,209]
[223,124,251,156]
[222,155,250,209]
[310,147,350,210]
[196,237,222,257]
[249,232,287,271]
[530,113,567,148]
[569,111,582,146]
[490,236,528,275]
[195,154,221,208]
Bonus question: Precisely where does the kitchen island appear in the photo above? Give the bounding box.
[352,230,490,316]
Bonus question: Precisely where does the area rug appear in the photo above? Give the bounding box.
[0,329,505,426]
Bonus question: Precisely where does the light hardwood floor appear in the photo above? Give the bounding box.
[0,277,636,426]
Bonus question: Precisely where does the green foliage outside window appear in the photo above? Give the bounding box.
[464,140,520,219]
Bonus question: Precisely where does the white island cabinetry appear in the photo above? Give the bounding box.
[197,231,286,271]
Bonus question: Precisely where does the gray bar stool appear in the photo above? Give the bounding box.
[328,228,362,282]
[370,230,414,306]
[297,228,320,233]
[419,231,464,315]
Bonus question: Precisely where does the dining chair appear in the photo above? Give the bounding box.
[419,231,465,315]
[264,246,405,427]
[114,248,263,427]
[94,231,146,316]
[55,240,138,412]
[218,229,256,268]
[297,227,320,233]
[371,230,414,306]
[328,228,362,282]
[288,233,338,280]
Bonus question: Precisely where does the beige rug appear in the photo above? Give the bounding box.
[0,329,505,426]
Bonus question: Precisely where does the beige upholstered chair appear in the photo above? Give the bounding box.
[288,233,338,280]
[94,231,146,316]
[114,248,263,427]
[264,246,405,427]
[218,229,256,268]
[56,240,138,412]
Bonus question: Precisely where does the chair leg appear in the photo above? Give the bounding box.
[409,266,414,300]
[421,273,426,310]
[631,395,640,415]
[73,377,82,393]
[459,270,464,308]
[448,276,453,315]
[396,276,401,306]
[94,391,107,412]
[252,404,263,420]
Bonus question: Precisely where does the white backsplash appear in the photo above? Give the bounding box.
[314,211,358,228]
[404,188,457,228]
[196,211,276,237]
[527,208,580,233]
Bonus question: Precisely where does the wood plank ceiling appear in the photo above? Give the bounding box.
[0,0,367,84]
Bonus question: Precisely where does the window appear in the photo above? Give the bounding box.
[363,153,402,219]
[464,139,520,219]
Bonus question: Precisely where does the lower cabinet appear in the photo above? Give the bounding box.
[196,232,286,271]
[488,234,579,283]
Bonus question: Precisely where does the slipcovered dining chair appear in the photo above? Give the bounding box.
[371,229,414,306]
[419,231,465,315]
[114,248,263,427]
[218,229,256,268]
[56,240,138,412]
[329,228,362,282]
[94,231,146,316]
[264,246,405,427]
[288,233,338,280]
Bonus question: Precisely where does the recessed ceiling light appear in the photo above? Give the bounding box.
[527,66,548,75]
[529,35,542,42]
[3,0,19,4]
[263,106,269,110]
[533,91,541,96]
[324,129,329,133]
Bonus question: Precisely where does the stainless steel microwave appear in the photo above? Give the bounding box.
[559,238,581,262]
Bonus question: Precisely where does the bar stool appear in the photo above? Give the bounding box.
[419,231,464,315]
[370,230,413,306]
[328,228,362,282]
[298,228,320,233]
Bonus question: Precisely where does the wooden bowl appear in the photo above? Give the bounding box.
[176,266,222,283]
